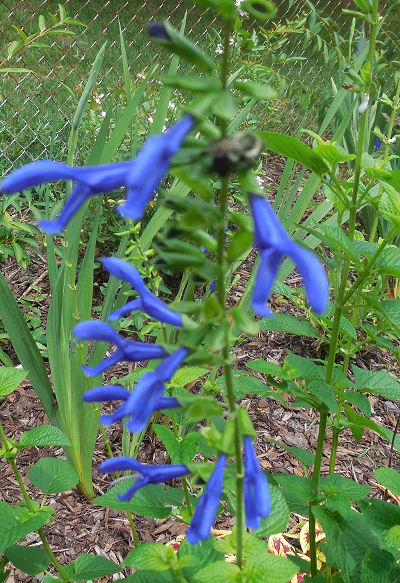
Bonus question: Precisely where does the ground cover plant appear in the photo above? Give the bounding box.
[1,0,400,581]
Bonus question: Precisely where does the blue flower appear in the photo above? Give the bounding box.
[249,194,328,317]
[73,320,168,376]
[83,384,181,425]
[99,456,189,502]
[83,384,181,411]
[243,436,271,529]
[373,137,382,150]
[103,257,183,326]
[186,454,226,544]
[1,115,194,234]
[147,22,170,41]
[87,346,188,432]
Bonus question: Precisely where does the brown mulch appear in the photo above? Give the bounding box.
[1,153,400,581]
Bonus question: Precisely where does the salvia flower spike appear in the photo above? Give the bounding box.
[99,456,189,502]
[186,453,226,544]
[83,384,181,412]
[249,194,329,317]
[1,115,194,234]
[73,320,168,376]
[243,435,271,529]
[103,257,183,327]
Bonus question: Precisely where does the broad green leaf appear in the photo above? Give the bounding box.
[28,457,79,494]
[273,474,317,514]
[178,536,224,579]
[93,481,184,518]
[243,552,299,583]
[265,439,316,467]
[4,544,50,575]
[258,313,321,338]
[314,144,355,165]
[286,352,324,381]
[170,366,208,387]
[216,370,284,400]
[358,498,400,553]
[246,359,288,378]
[254,486,290,538]
[123,573,173,583]
[63,554,121,581]
[319,474,370,500]
[0,502,53,553]
[0,367,27,397]
[123,543,176,571]
[193,560,240,582]
[378,186,400,228]
[258,131,329,176]
[314,507,380,583]
[343,391,371,417]
[374,246,400,278]
[19,425,71,448]
[352,365,400,400]
[374,467,400,497]
[377,300,400,331]
[307,380,337,411]
[361,548,400,583]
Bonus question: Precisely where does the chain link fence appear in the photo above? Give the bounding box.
[0,1,398,176]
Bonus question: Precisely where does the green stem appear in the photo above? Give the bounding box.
[214,18,245,569]
[126,511,141,546]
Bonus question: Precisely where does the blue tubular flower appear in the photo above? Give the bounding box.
[103,257,183,326]
[243,436,271,529]
[249,194,328,317]
[99,456,189,502]
[98,346,188,433]
[83,384,180,411]
[186,454,226,544]
[0,115,194,234]
[73,320,168,376]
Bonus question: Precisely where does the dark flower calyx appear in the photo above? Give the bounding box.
[147,22,170,41]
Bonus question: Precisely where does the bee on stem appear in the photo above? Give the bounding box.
[206,131,264,176]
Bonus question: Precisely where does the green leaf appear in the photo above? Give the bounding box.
[377,300,400,331]
[374,467,400,496]
[63,554,121,581]
[230,306,259,336]
[378,186,400,228]
[193,560,241,582]
[314,507,380,583]
[243,553,299,583]
[352,365,400,400]
[178,536,224,579]
[265,439,316,467]
[170,366,208,387]
[212,91,237,121]
[123,543,177,571]
[374,246,400,278]
[343,391,371,417]
[19,425,71,448]
[234,81,276,100]
[273,474,317,514]
[0,502,53,553]
[319,474,370,500]
[314,144,356,166]
[254,486,290,538]
[307,380,337,411]
[38,15,46,32]
[227,229,253,262]
[28,457,79,494]
[0,367,27,397]
[258,131,329,176]
[361,548,400,583]
[258,313,321,338]
[358,498,400,553]
[93,481,184,518]
[161,74,219,93]
[0,67,32,73]
[153,425,199,464]
[286,352,324,382]
[123,573,173,583]
[216,370,283,400]
[155,22,216,74]
[4,544,50,575]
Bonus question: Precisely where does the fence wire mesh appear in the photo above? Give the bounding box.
[0,1,398,176]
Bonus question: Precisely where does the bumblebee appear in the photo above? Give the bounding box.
[206,131,264,176]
